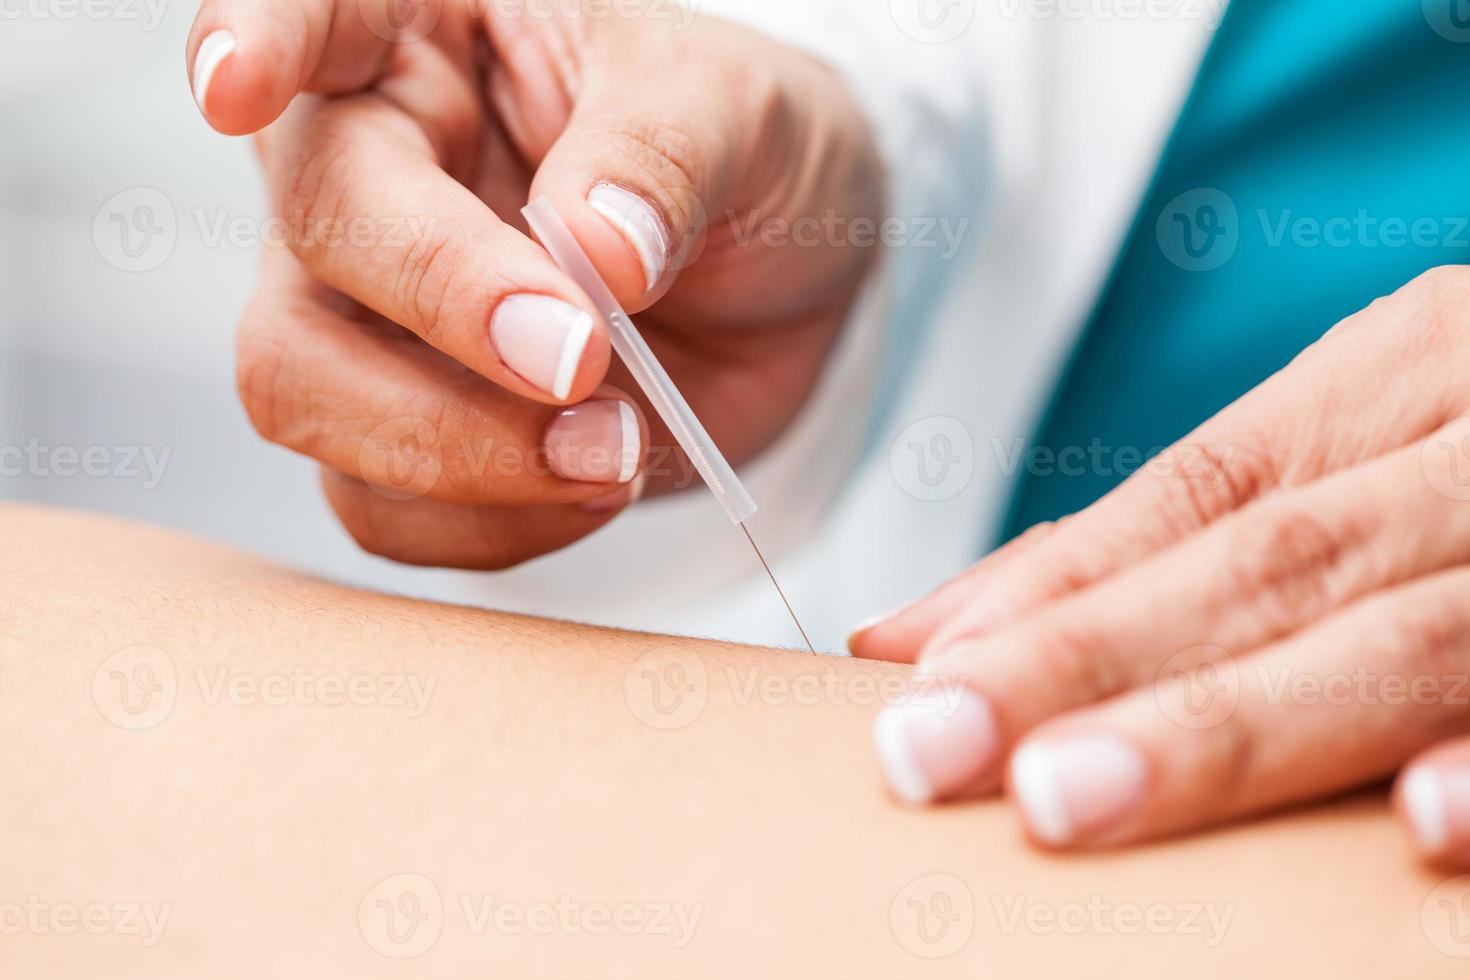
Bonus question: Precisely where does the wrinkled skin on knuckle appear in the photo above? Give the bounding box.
[1148,434,1280,536]
[1220,503,1349,638]
[1369,579,1470,713]
[277,134,359,265]
[1321,266,1470,419]
[597,116,708,230]
[393,230,459,344]
[422,399,510,502]
[1032,616,1129,703]
[1202,709,1264,815]
[1336,265,1470,357]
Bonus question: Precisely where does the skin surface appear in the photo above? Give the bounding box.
[2,504,1464,977]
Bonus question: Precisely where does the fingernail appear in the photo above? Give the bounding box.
[587,183,669,292]
[580,471,646,513]
[1403,767,1448,856]
[545,400,640,483]
[192,29,237,116]
[1010,733,1149,846]
[872,686,999,805]
[489,295,594,400]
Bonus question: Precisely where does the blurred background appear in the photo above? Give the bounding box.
[1,7,470,594]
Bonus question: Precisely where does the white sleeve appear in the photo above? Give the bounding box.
[685,0,997,535]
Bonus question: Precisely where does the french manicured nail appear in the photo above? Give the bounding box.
[580,471,646,513]
[545,400,641,483]
[192,29,237,116]
[1010,733,1149,846]
[587,183,669,292]
[1402,767,1449,856]
[873,686,999,805]
[489,295,593,400]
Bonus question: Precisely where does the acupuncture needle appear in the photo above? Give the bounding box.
[522,197,817,654]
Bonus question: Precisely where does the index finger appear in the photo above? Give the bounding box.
[260,91,611,405]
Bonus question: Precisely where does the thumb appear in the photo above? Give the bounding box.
[526,32,760,310]
[187,0,405,135]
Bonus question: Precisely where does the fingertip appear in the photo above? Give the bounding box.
[1007,732,1150,850]
[848,619,914,662]
[544,393,647,486]
[190,28,236,117]
[188,26,296,135]
[872,683,1001,806]
[847,597,926,662]
[585,182,671,299]
[488,295,612,406]
[563,315,614,404]
[1398,765,1449,859]
[1395,747,1470,868]
[529,181,671,313]
[579,471,648,514]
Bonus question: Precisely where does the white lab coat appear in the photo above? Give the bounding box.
[420,0,1228,651]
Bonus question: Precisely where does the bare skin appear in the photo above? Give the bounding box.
[0,504,1460,977]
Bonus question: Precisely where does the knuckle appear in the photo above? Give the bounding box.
[418,399,492,498]
[1150,434,1278,535]
[737,60,792,148]
[1408,264,1470,309]
[279,135,358,259]
[1007,519,1060,555]
[1019,516,1116,605]
[597,120,703,223]
[394,229,460,344]
[1207,714,1262,813]
[1032,617,1128,702]
[1221,503,1349,634]
[1381,265,1470,351]
[1372,583,1469,688]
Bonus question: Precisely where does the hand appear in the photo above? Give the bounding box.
[187,0,880,568]
[856,265,1470,866]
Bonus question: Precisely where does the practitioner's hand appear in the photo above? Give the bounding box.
[188,0,880,568]
[855,265,1470,865]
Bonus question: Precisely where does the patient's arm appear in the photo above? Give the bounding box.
[0,505,1456,978]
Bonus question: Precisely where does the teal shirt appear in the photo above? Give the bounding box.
[999,0,1470,543]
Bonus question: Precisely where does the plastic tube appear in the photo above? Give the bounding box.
[522,196,758,525]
